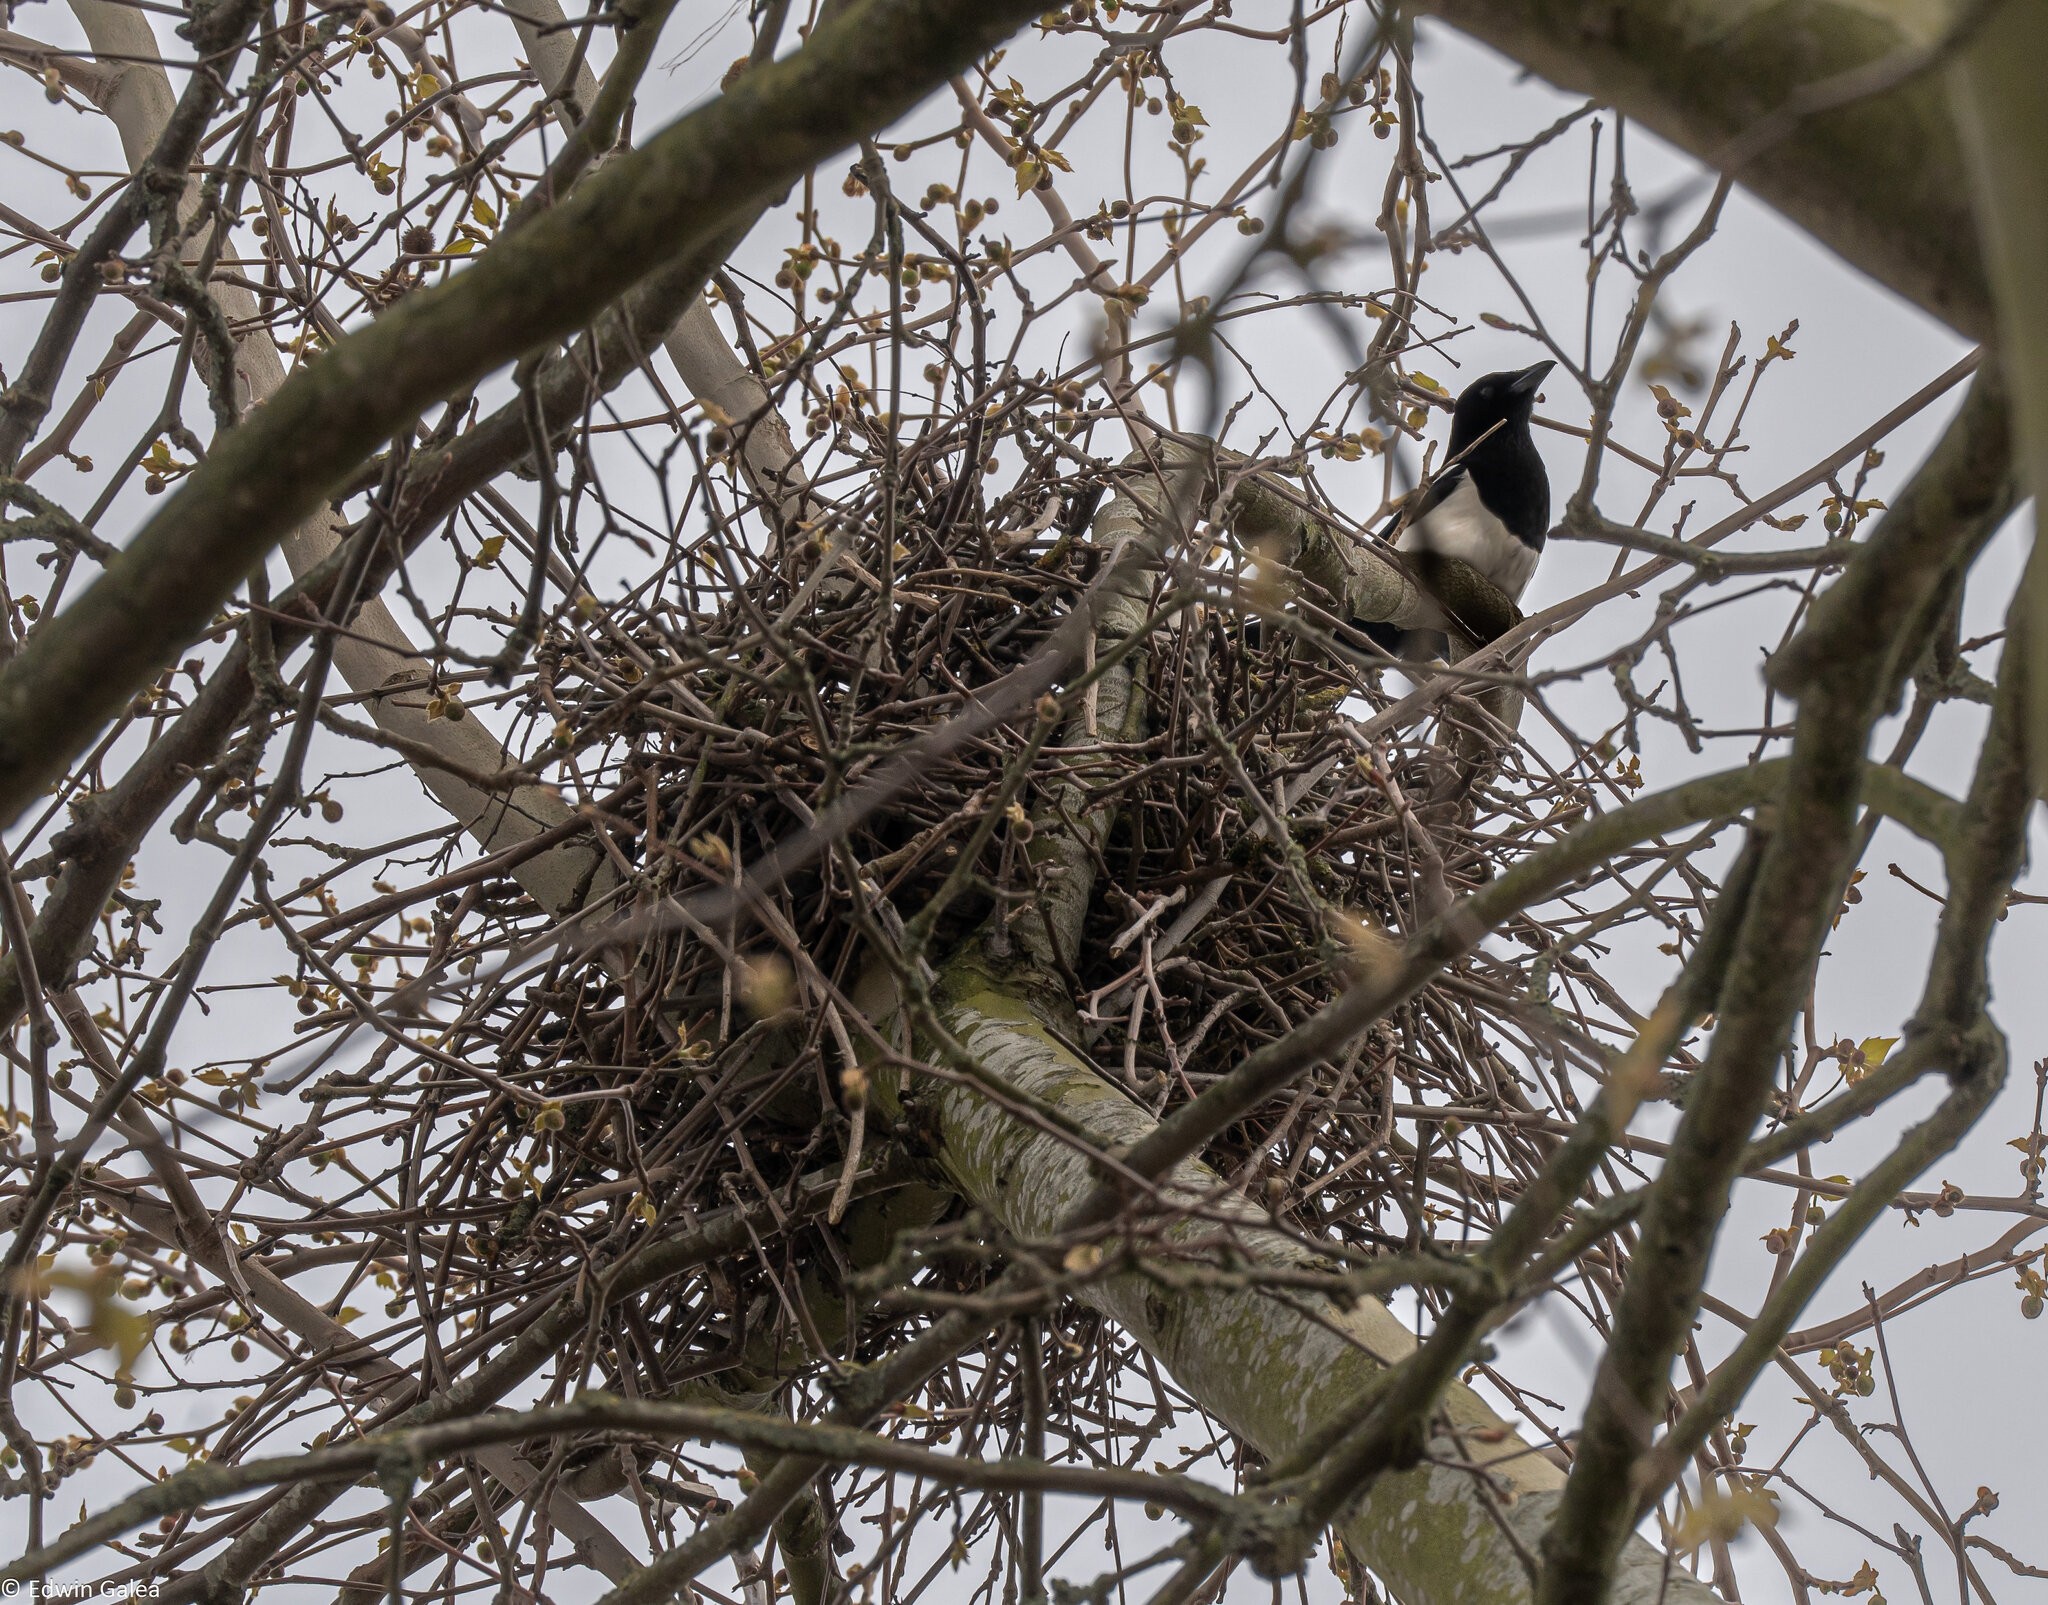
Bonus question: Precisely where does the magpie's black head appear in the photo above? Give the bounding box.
[1446,360,1553,547]
[1447,360,1553,455]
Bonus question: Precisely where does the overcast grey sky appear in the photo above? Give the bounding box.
[3,3,2040,1600]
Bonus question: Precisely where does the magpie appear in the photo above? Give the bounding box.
[1363,359,1554,660]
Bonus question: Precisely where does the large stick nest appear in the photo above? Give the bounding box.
[343,425,1625,1460]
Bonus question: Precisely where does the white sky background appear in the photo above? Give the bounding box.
[3,1,2044,1600]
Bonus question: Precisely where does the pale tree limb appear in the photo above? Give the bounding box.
[856,939,1725,1605]
[830,463,1732,1605]
[0,28,124,116]
[840,441,1985,1604]
[503,0,817,527]
[0,0,266,471]
[62,0,611,912]
[0,202,809,1039]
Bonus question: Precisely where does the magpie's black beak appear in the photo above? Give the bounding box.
[1507,360,1555,397]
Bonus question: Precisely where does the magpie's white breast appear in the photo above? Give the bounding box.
[1394,474,1539,602]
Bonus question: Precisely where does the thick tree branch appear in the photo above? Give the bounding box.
[1408,0,1990,340]
[1535,361,2015,1605]
[1638,585,2030,1504]
[0,0,1054,827]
